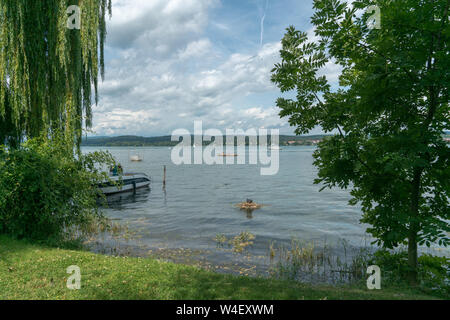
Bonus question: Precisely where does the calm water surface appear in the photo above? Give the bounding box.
[84,146,371,241]
[83,146,449,276]
[83,146,409,276]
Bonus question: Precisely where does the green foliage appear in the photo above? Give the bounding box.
[418,254,450,297]
[370,249,449,297]
[0,134,115,242]
[0,1,114,242]
[0,0,112,148]
[271,0,450,272]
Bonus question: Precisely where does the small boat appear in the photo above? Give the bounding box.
[129,149,144,162]
[130,155,143,162]
[218,153,238,157]
[99,173,151,195]
[269,145,281,150]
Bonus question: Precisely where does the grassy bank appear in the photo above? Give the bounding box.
[0,236,440,300]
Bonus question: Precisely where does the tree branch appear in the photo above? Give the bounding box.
[312,92,375,174]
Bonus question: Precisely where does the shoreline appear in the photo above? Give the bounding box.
[85,232,450,287]
[0,236,441,300]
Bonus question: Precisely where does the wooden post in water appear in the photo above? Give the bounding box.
[163,165,166,188]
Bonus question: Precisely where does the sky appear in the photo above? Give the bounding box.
[91,0,342,137]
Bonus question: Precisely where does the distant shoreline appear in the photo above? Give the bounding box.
[81,134,331,147]
[82,134,450,147]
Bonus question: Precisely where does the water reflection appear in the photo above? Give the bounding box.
[240,208,255,219]
[103,187,151,209]
[163,187,167,206]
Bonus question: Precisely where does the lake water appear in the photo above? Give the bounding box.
[83,146,447,278]
[82,146,378,274]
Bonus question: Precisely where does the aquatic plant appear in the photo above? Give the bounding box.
[213,231,256,253]
[268,238,372,284]
[229,231,256,253]
[214,234,228,248]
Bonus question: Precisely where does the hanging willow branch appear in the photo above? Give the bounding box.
[0,0,112,148]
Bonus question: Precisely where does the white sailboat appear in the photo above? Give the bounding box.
[129,149,144,162]
[130,154,143,162]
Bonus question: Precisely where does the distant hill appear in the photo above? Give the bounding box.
[81,134,332,147]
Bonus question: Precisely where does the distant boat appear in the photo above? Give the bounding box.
[129,149,144,161]
[269,145,281,150]
[99,172,151,195]
[218,153,238,157]
[130,155,143,162]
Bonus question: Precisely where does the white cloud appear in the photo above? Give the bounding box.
[94,1,285,136]
[92,0,335,137]
[106,0,218,56]
[178,39,212,60]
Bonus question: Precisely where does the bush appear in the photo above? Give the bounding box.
[0,135,115,242]
[370,249,449,297]
[418,254,450,297]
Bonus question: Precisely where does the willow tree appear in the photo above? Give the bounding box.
[272,0,449,284]
[0,0,112,148]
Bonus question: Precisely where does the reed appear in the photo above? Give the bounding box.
[268,238,373,285]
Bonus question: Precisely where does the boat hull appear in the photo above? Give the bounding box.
[99,173,151,195]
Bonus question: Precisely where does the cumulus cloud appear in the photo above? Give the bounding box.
[106,0,217,55]
[178,39,212,60]
[92,0,336,137]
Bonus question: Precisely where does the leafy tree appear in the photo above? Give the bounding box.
[272,0,449,284]
[0,0,112,148]
[0,1,115,242]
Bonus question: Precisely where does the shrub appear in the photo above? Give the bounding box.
[418,254,450,297]
[370,249,449,297]
[0,135,115,242]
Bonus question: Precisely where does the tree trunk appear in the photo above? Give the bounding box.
[407,230,418,285]
[407,168,422,285]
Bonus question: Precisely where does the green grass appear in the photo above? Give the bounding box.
[0,236,440,300]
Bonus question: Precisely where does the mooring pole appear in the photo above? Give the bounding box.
[163,165,166,188]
